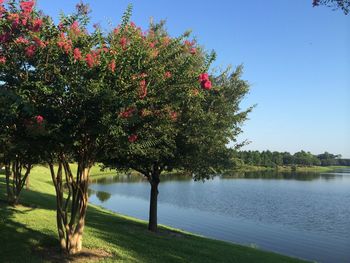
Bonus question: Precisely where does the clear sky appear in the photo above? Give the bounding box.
[36,0,350,157]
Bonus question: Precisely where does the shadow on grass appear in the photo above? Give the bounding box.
[0,203,57,263]
[0,176,56,211]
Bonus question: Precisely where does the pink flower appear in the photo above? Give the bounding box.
[85,53,94,68]
[70,21,80,34]
[33,36,46,48]
[58,22,65,31]
[190,48,197,54]
[20,1,35,14]
[120,37,128,50]
[8,13,20,27]
[201,80,212,90]
[21,17,28,26]
[199,73,209,82]
[170,111,177,121]
[15,37,29,45]
[139,80,147,99]
[0,56,6,64]
[73,48,82,61]
[184,40,194,47]
[25,45,36,57]
[149,42,155,48]
[0,0,4,5]
[35,115,44,124]
[120,107,135,118]
[32,18,43,32]
[109,59,116,72]
[164,71,172,79]
[128,134,138,143]
[198,73,211,90]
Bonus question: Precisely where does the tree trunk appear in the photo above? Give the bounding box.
[25,175,30,190]
[5,163,14,204]
[148,168,160,232]
[49,157,90,255]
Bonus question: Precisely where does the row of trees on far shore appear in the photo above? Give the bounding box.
[234,150,350,167]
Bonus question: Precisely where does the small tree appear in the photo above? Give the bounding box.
[0,0,47,205]
[102,22,251,232]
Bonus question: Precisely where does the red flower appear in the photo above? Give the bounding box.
[85,53,94,68]
[73,48,82,61]
[170,111,178,121]
[33,36,46,48]
[128,134,138,143]
[70,21,80,34]
[202,80,212,90]
[32,18,43,32]
[149,42,155,48]
[35,115,44,124]
[15,37,29,45]
[0,56,6,64]
[25,45,36,57]
[8,13,20,27]
[120,37,128,50]
[20,1,35,14]
[190,48,197,54]
[109,59,116,72]
[21,17,28,26]
[0,0,4,5]
[120,107,135,118]
[199,73,209,82]
[139,79,147,99]
[164,71,172,78]
[198,73,211,90]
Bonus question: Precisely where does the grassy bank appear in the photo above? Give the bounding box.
[0,166,308,263]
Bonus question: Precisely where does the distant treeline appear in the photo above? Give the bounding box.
[234,151,350,167]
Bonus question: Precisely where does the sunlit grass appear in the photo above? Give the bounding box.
[0,166,308,263]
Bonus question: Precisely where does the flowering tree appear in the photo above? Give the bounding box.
[102,21,251,232]
[0,0,48,205]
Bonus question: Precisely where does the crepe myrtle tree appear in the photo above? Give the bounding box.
[31,3,186,254]
[0,0,50,205]
[30,4,118,254]
[101,21,251,232]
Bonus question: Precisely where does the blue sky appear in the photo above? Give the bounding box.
[36,0,350,157]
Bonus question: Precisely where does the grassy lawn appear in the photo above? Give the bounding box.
[0,165,308,263]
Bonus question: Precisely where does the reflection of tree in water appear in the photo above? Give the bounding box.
[87,188,96,197]
[96,191,111,202]
[222,171,337,181]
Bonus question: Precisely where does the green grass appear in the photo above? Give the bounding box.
[0,166,308,263]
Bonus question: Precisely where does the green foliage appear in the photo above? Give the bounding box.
[235,150,348,167]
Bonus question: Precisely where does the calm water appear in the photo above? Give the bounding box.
[89,169,350,263]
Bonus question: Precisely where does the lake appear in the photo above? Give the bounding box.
[89,168,350,263]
